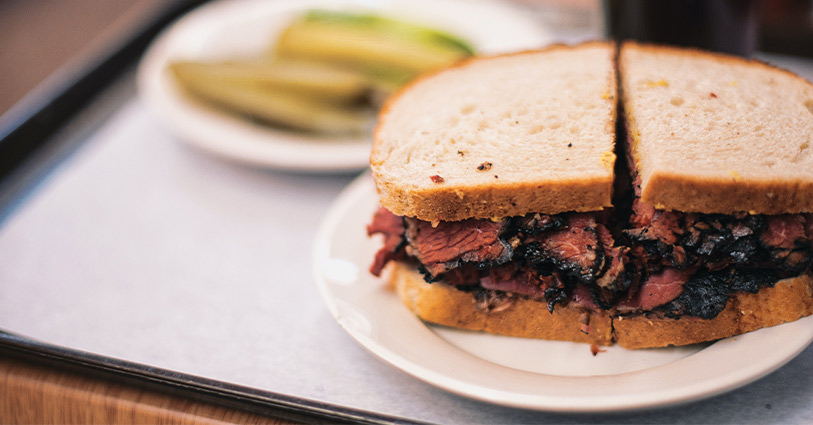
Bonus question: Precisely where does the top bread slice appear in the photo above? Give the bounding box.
[619,41,813,214]
[371,42,617,222]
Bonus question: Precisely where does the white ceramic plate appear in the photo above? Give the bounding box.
[313,173,813,412]
[137,0,553,172]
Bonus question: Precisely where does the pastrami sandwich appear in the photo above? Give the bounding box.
[367,41,813,349]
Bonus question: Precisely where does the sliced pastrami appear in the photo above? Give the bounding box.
[529,214,604,283]
[479,264,549,298]
[367,194,812,321]
[683,213,765,270]
[617,267,690,311]
[438,263,481,287]
[571,283,599,311]
[595,223,631,290]
[628,199,683,245]
[589,223,633,308]
[367,207,405,276]
[404,216,512,277]
[761,214,806,248]
[511,213,566,235]
[804,214,813,239]
[626,200,770,271]
[658,268,784,319]
[760,214,811,272]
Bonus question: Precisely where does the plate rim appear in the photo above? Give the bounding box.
[313,172,813,413]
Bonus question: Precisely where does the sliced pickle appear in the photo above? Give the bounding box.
[169,60,370,104]
[301,10,475,55]
[170,61,372,134]
[273,12,473,75]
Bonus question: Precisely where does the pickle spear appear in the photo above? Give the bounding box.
[274,10,475,77]
[170,60,371,104]
[170,61,373,134]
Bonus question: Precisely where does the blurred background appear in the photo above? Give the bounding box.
[1,0,812,118]
[0,0,162,115]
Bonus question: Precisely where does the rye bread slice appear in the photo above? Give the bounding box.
[372,42,617,222]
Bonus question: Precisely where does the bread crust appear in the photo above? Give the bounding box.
[621,41,813,84]
[373,175,613,222]
[643,173,813,215]
[388,261,813,349]
[388,261,614,346]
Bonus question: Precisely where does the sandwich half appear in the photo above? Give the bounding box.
[613,42,813,348]
[367,41,813,349]
[370,42,620,346]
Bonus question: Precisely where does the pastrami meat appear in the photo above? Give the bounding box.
[368,203,813,320]
[368,207,635,313]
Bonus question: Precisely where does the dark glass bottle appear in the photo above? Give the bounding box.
[603,0,761,56]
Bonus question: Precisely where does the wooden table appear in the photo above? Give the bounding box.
[0,351,303,424]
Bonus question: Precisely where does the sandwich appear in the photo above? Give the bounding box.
[367,41,813,349]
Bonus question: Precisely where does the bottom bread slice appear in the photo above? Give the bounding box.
[387,262,813,349]
[614,273,813,348]
[389,262,614,346]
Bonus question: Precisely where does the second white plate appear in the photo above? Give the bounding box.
[137,0,554,172]
[313,173,813,412]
